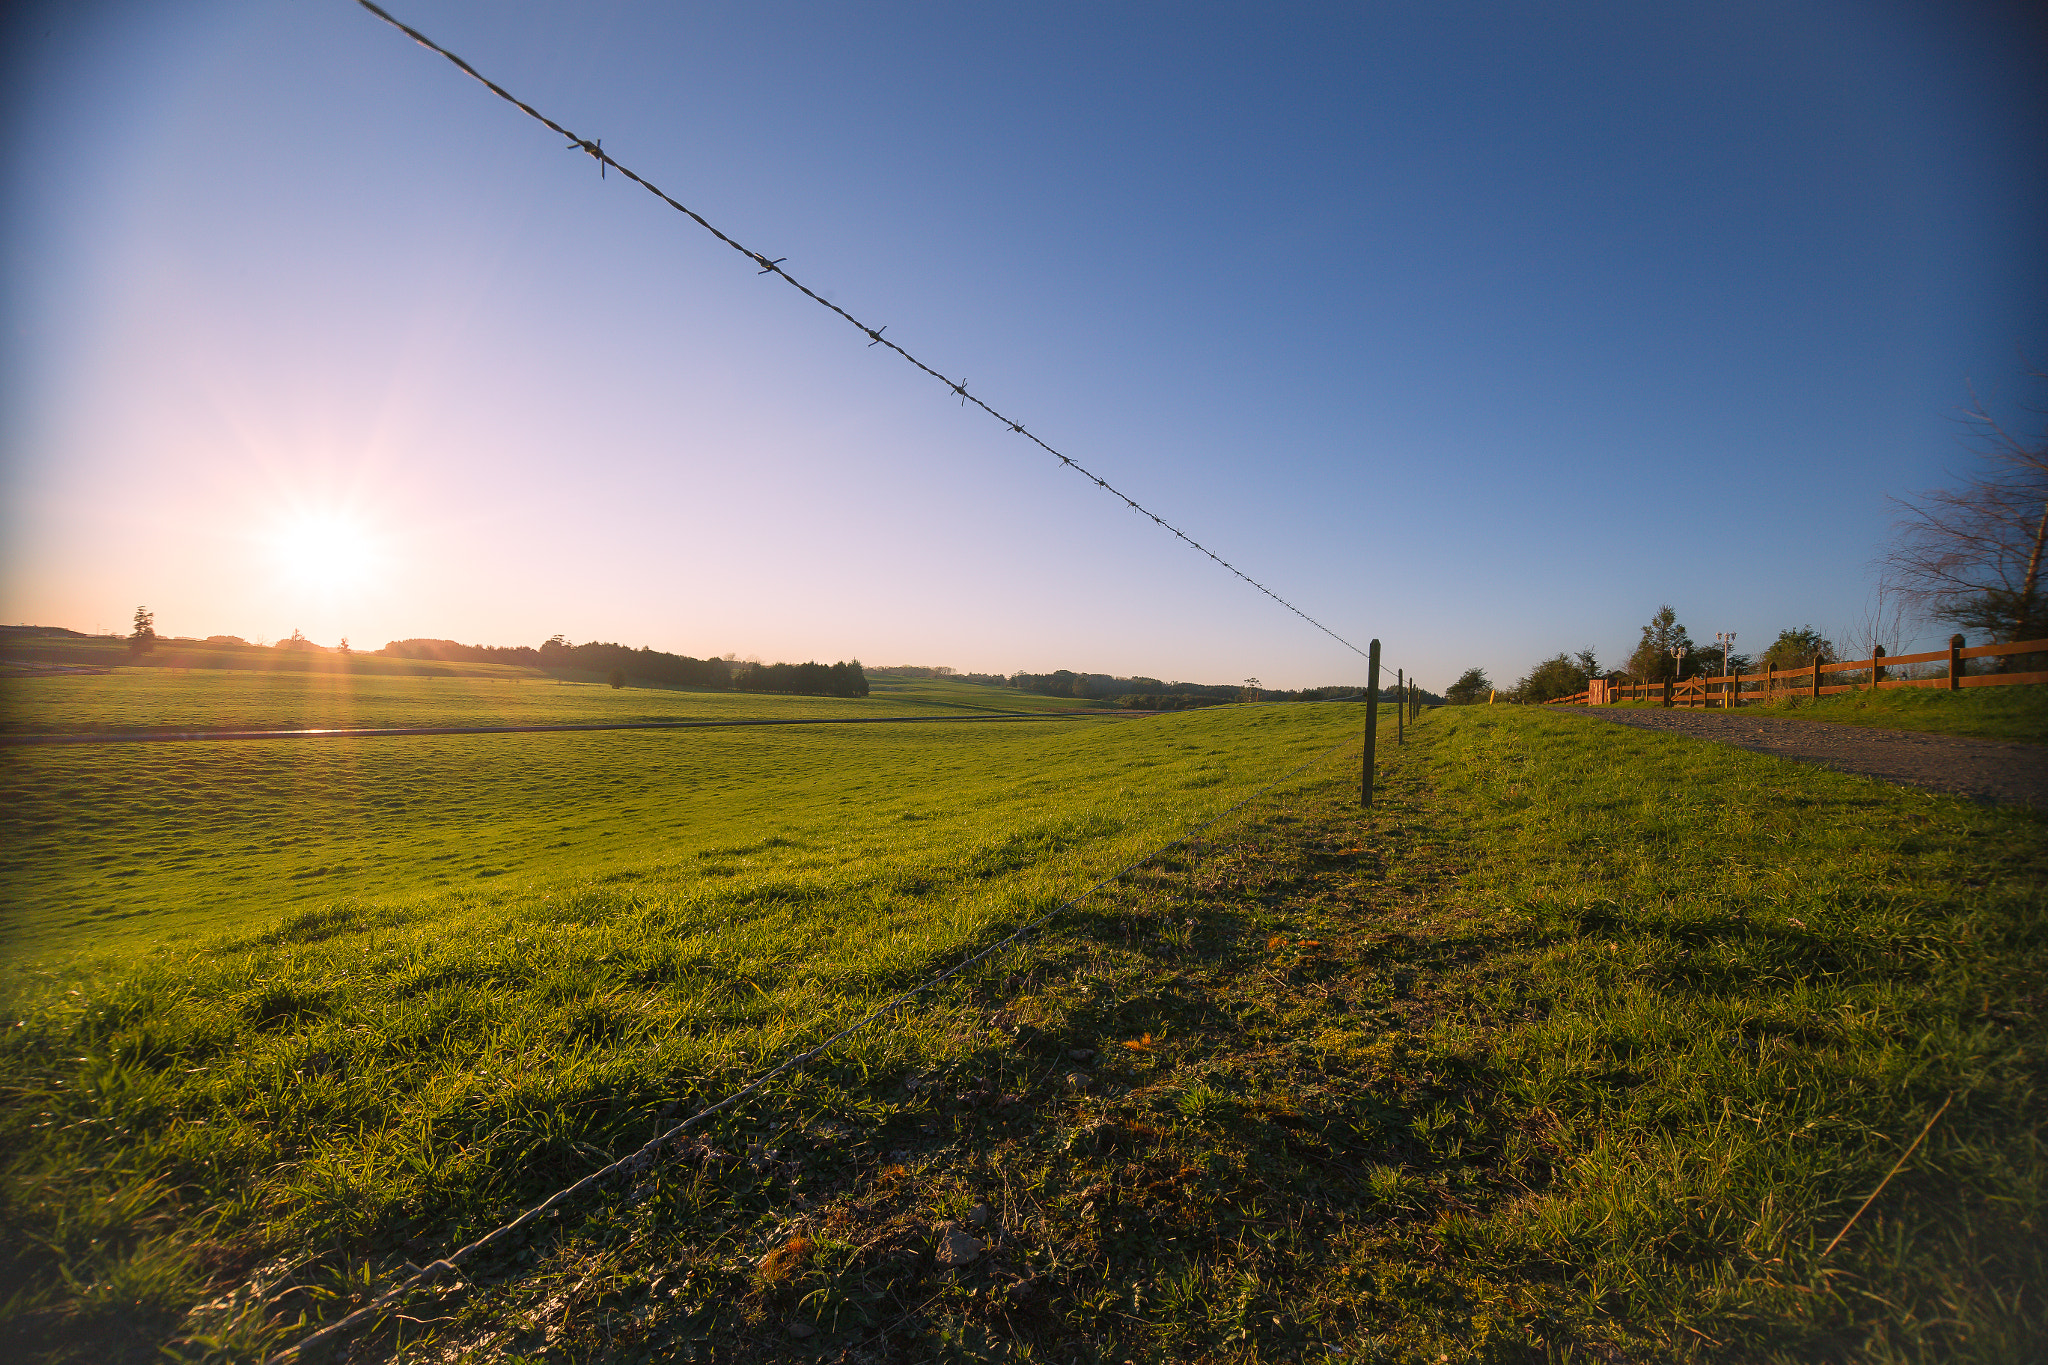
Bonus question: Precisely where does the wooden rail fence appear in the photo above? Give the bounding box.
[1547,637,2048,708]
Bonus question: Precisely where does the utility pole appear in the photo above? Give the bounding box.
[1668,643,1687,708]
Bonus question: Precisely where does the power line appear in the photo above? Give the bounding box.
[352,0,1370,662]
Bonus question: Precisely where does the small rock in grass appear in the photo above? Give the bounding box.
[967,1203,991,1226]
[932,1221,983,1267]
[1062,1072,1091,1092]
[1069,1048,1096,1062]
[786,1320,815,1339]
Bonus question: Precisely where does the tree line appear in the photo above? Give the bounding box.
[1442,366,2047,705]
[379,637,866,696]
[1005,669,1417,709]
[732,660,869,697]
[1447,610,1841,706]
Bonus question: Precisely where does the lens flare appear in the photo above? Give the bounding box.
[268,513,381,591]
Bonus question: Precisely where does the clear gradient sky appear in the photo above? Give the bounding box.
[4,1,2044,690]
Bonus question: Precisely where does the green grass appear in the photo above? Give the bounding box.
[0,668,1088,738]
[0,643,1099,733]
[0,703,1366,1362]
[0,695,1316,958]
[863,677,1096,714]
[1746,683,2048,744]
[3,705,2042,1363]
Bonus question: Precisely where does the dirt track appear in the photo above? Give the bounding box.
[1547,706,2048,808]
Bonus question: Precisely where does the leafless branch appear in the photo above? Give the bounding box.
[1882,365,2048,642]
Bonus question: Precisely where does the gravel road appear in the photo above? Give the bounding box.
[1547,706,2048,808]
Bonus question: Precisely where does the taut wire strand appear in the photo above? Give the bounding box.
[351,0,1368,660]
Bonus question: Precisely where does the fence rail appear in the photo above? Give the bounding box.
[1547,637,2048,708]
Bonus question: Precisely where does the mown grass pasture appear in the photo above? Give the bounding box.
[2,701,2043,1364]
[0,667,1086,738]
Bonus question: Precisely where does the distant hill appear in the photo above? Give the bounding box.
[0,627,866,696]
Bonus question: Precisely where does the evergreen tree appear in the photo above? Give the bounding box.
[1626,605,1695,681]
[128,606,156,657]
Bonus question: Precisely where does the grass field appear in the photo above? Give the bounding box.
[0,700,1363,1362]
[0,667,1090,738]
[2,704,2043,1363]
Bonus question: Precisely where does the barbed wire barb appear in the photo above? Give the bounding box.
[351,0,1370,661]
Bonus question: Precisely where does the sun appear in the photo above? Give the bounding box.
[268,513,381,591]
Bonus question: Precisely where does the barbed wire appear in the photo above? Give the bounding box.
[351,0,1370,661]
[262,723,1365,1363]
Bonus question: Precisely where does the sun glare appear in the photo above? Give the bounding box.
[269,513,381,591]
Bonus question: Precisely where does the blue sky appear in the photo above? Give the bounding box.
[4,1,2043,690]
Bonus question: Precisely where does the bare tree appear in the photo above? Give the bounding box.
[1884,368,2048,646]
[1847,580,1909,662]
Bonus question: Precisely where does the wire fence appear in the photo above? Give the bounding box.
[262,721,1371,1363]
[251,15,1438,1358]
[352,0,1371,663]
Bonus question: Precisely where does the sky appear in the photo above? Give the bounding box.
[3,1,2044,691]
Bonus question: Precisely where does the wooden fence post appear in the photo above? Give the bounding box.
[1949,634,1964,691]
[1812,655,1823,700]
[1729,666,1741,710]
[1361,639,1381,808]
[1662,675,1674,708]
[1396,668,1404,746]
[1872,645,1886,689]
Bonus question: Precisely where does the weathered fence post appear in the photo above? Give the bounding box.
[1729,665,1741,710]
[1871,645,1886,689]
[1949,634,1965,690]
[1362,640,1381,808]
[1662,675,1674,708]
[1396,668,1404,746]
[1811,654,1823,700]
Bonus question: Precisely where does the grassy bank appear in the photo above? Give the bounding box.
[1748,684,2048,744]
[1585,684,2047,743]
[3,705,2042,1362]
